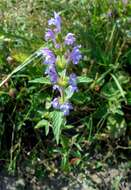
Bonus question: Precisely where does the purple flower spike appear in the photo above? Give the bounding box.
[48,12,61,33]
[70,46,82,65]
[51,98,60,109]
[46,65,58,84]
[45,29,55,42]
[60,102,73,116]
[69,73,78,93]
[65,33,76,45]
[42,12,82,116]
[41,48,56,65]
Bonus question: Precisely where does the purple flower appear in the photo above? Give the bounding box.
[45,29,55,42]
[60,102,73,116]
[70,46,82,65]
[122,0,128,5]
[48,12,61,33]
[55,43,60,49]
[51,98,60,109]
[69,73,78,93]
[65,33,76,45]
[107,10,113,17]
[51,98,73,116]
[53,84,61,92]
[45,65,58,83]
[41,48,56,65]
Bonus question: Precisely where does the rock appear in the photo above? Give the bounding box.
[90,174,102,184]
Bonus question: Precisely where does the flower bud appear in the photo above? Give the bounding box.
[58,76,68,87]
[56,55,66,69]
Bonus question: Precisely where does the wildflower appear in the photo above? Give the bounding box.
[52,98,73,116]
[53,84,61,92]
[65,33,76,45]
[55,43,60,49]
[69,73,78,93]
[51,98,60,109]
[41,48,56,65]
[48,12,61,33]
[70,46,82,64]
[107,10,113,17]
[42,12,82,116]
[45,29,55,42]
[45,29,61,49]
[45,65,58,84]
[122,0,128,5]
[60,102,73,116]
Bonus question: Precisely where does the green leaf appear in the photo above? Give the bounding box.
[65,86,74,99]
[102,81,118,97]
[77,76,93,83]
[45,125,50,136]
[72,92,91,104]
[65,125,74,129]
[50,111,64,144]
[111,74,126,102]
[34,119,50,135]
[34,119,49,129]
[126,92,131,105]
[29,77,51,84]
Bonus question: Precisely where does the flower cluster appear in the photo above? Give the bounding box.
[41,12,82,115]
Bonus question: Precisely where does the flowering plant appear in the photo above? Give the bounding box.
[40,12,82,116]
